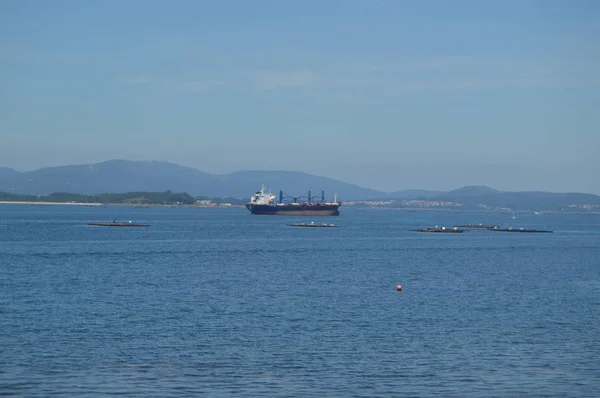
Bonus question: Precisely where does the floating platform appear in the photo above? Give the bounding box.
[87,221,149,227]
[455,224,500,229]
[411,227,464,233]
[489,227,552,233]
[287,222,340,228]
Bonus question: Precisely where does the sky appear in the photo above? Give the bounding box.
[1,0,599,194]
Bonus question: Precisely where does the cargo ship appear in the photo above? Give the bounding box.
[246,185,341,216]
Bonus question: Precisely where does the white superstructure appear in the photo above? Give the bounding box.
[249,185,277,205]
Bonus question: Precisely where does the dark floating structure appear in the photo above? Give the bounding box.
[455,223,500,229]
[411,227,464,233]
[411,223,554,234]
[87,219,149,227]
[489,227,552,233]
[287,222,340,228]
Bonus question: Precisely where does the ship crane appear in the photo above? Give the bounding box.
[278,190,326,204]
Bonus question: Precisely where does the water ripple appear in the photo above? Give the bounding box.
[1,206,599,397]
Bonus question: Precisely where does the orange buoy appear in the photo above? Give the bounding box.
[396,284,402,292]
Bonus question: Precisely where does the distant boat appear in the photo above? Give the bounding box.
[411,226,464,233]
[287,222,340,228]
[87,218,149,227]
[489,227,552,233]
[455,223,499,229]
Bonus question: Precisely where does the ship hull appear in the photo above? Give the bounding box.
[246,204,340,216]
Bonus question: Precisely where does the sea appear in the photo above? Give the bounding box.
[1,204,599,397]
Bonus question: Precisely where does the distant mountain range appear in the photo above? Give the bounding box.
[0,160,382,200]
[1,160,599,211]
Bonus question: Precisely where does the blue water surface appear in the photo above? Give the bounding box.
[1,205,599,397]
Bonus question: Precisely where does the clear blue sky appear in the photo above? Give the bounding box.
[1,0,599,193]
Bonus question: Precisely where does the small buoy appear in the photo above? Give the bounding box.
[396,285,402,292]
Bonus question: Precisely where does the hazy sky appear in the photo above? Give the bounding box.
[1,0,599,193]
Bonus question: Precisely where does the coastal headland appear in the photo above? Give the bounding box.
[0,190,245,208]
[0,200,244,209]
[0,201,103,206]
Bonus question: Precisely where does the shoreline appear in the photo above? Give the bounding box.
[0,201,245,208]
[0,201,104,206]
[1,201,597,214]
